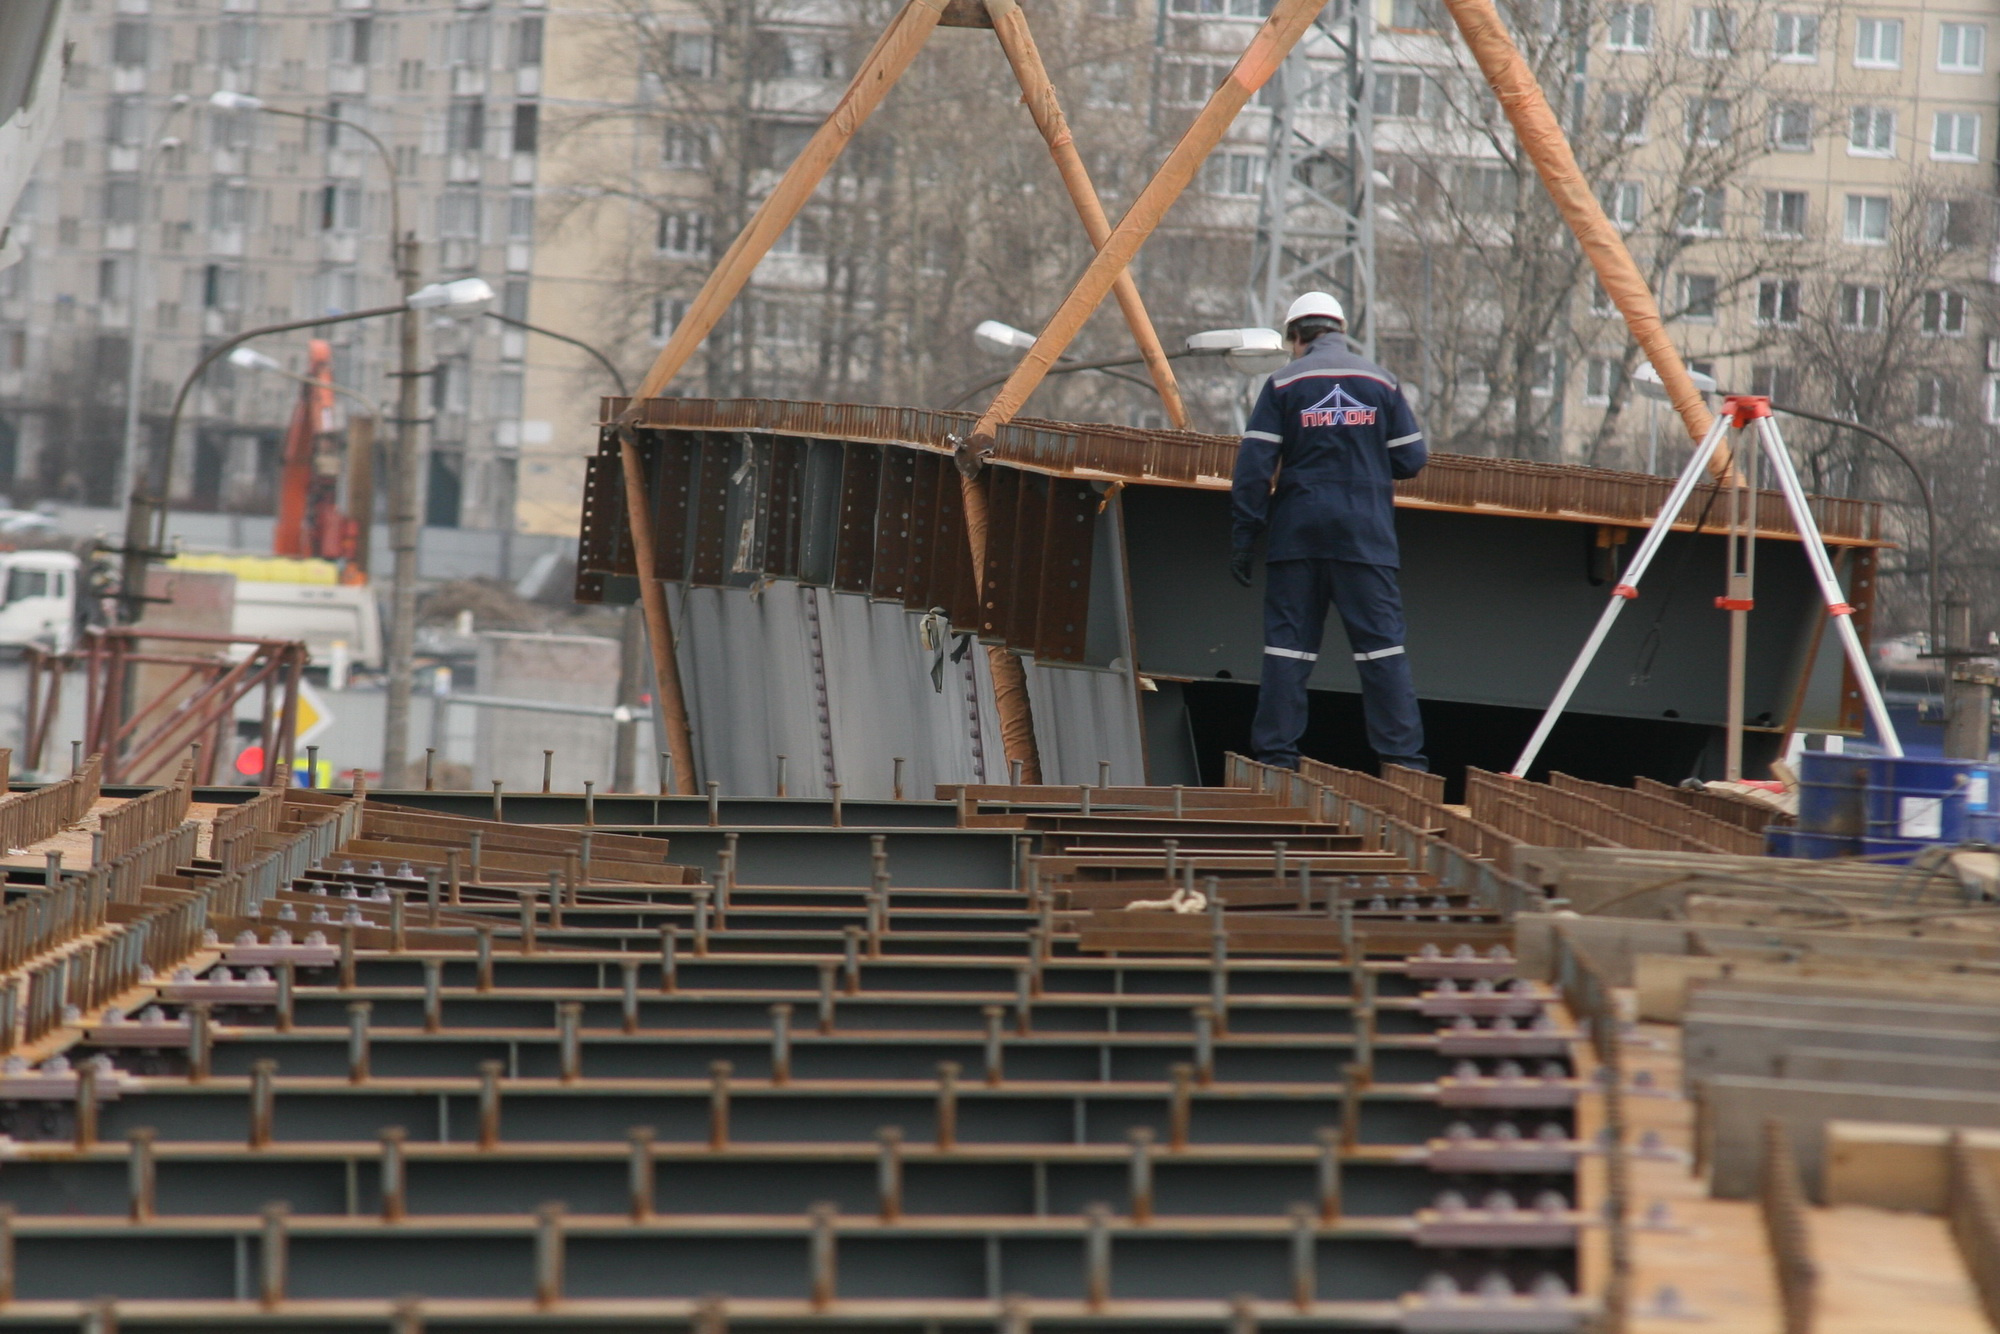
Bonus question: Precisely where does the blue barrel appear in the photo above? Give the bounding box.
[1798,751,1871,836]
[1864,756,1981,844]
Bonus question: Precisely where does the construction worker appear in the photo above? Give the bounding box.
[1230,292,1429,773]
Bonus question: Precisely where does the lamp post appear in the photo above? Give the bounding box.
[945,324,1288,411]
[115,94,191,531]
[209,90,427,784]
[118,280,494,624]
[228,346,386,423]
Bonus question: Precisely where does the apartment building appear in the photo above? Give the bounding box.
[0,0,549,532]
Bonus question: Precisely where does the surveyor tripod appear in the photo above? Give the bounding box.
[1511,395,1903,778]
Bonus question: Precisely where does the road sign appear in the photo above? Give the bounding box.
[295,680,334,747]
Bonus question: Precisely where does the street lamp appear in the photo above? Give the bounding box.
[116,94,192,533]
[209,89,431,787]
[228,346,385,423]
[944,325,1286,411]
[119,280,494,622]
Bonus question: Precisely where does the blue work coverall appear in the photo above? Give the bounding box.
[1230,334,1430,771]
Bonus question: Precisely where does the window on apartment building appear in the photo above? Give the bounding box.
[1605,180,1643,230]
[1607,4,1653,51]
[514,16,544,68]
[1854,16,1901,67]
[1164,60,1232,108]
[105,97,144,148]
[97,257,131,304]
[111,21,149,68]
[1922,289,1968,335]
[102,177,140,224]
[1768,101,1812,150]
[316,269,358,315]
[663,125,708,170]
[1839,282,1885,329]
[449,14,492,67]
[399,59,425,91]
[319,184,361,232]
[1755,279,1801,326]
[1926,199,1978,247]
[501,279,528,323]
[1847,106,1895,156]
[1985,376,2000,423]
[490,371,523,419]
[1843,193,1891,242]
[1763,189,1808,236]
[1373,71,1424,119]
[1939,22,1985,71]
[1751,364,1799,401]
[1772,11,1818,60]
[511,103,538,155]
[1092,0,1136,18]
[651,296,686,343]
[1688,7,1733,55]
[446,99,485,154]
[1590,277,1616,314]
[1584,356,1621,402]
[331,17,371,65]
[210,109,254,152]
[1678,186,1725,235]
[1676,273,1719,319]
[1685,96,1730,145]
[770,214,825,255]
[656,210,707,257]
[1203,153,1265,198]
[1932,112,1979,161]
[1389,0,1444,31]
[507,192,534,240]
[208,181,250,229]
[202,264,242,311]
[1917,376,1956,422]
[1602,91,1646,139]
[1458,163,1516,214]
[438,188,481,239]
[668,32,716,79]
[216,19,259,68]
[757,300,811,347]
[324,101,370,153]
[1082,60,1136,108]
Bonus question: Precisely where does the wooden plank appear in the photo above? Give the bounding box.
[1824,1121,2000,1212]
[1684,1013,2000,1088]
[1701,1074,2000,1198]
[1640,954,2000,1022]
[1812,1203,1991,1334]
[1777,1045,2000,1095]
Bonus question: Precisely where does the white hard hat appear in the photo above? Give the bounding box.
[1284,291,1345,328]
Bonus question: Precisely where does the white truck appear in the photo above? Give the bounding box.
[0,549,80,651]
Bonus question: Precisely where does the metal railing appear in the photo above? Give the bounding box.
[0,755,102,856]
[98,759,195,862]
[612,396,1883,543]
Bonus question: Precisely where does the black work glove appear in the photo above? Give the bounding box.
[1230,549,1255,588]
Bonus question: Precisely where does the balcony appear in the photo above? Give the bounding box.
[103,223,137,251]
[208,227,246,256]
[452,67,487,96]
[321,233,359,263]
[500,328,525,361]
[447,153,482,183]
[112,66,147,93]
[506,241,531,273]
[510,153,535,186]
[516,66,541,96]
[211,148,247,176]
[107,146,139,172]
[329,64,368,95]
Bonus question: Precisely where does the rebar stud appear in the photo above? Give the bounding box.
[842,926,862,995]
[126,1130,156,1221]
[810,1202,838,1310]
[982,1004,1004,1086]
[692,889,712,956]
[876,1126,903,1221]
[423,959,442,1033]
[1290,1202,1316,1309]
[476,927,494,992]
[1316,1127,1343,1222]
[708,1060,732,1149]
[347,1001,371,1082]
[380,1127,407,1221]
[260,1202,289,1308]
[75,1061,98,1149]
[1128,1126,1155,1223]
[1085,1203,1112,1310]
[628,1127,655,1220]
[557,1001,581,1083]
[935,1062,959,1150]
[478,1060,503,1149]
[535,1202,564,1307]
[1193,1005,1216,1086]
[249,1059,276,1148]
[1169,1063,1193,1151]
[770,1003,793,1085]
[659,925,678,993]
[817,962,836,1034]
[620,959,640,1033]
[187,1003,211,1082]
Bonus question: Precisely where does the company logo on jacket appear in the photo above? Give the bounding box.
[1299,383,1377,429]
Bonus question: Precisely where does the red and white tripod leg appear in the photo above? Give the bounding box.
[1509,414,1738,777]
[1750,413,1903,758]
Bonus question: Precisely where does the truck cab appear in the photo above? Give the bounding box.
[0,550,79,652]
